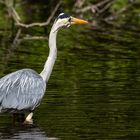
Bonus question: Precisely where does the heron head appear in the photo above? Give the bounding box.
[52,13,88,32]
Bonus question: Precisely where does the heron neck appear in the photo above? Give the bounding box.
[40,27,58,82]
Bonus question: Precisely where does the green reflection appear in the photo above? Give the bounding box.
[0,2,140,139]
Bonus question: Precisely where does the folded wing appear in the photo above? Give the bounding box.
[0,69,46,112]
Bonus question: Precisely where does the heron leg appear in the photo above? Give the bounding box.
[24,112,33,124]
[13,113,25,124]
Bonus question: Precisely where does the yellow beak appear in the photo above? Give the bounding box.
[71,17,88,25]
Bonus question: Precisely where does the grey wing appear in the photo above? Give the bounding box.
[0,69,46,112]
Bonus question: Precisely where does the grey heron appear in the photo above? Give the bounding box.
[0,13,88,124]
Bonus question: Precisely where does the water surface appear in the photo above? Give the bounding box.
[0,23,140,139]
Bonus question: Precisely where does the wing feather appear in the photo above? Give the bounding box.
[0,69,46,112]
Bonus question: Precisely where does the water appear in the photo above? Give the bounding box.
[0,23,140,140]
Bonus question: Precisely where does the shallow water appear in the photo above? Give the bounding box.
[0,23,140,139]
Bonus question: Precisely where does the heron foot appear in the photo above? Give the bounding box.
[24,112,33,124]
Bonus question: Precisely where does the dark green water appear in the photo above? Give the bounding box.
[0,24,140,140]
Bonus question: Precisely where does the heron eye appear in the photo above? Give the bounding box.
[68,17,71,22]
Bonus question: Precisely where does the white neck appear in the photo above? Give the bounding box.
[40,24,58,82]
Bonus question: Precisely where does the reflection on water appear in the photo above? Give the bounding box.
[0,23,140,139]
[0,123,59,140]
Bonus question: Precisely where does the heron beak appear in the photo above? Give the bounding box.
[71,17,88,25]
